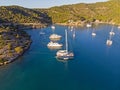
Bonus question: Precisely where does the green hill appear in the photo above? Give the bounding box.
[1,0,120,25]
[0,5,52,24]
[38,0,120,24]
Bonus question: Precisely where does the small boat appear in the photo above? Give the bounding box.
[106,32,113,46]
[70,26,74,31]
[49,34,62,40]
[47,41,63,47]
[73,31,75,38]
[51,25,55,29]
[68,26,74,31]
[86,23,92,28]
[106,40,112,46]
[109,31,115,35]
[91,28,96,36]
[109,25,115,35]
[92,32,96,36]
[56,30,74,60]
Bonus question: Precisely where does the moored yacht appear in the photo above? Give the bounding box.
[106,32,113,46]
[109,31,115,36]
[56,30,74,60]
[86,23,92,28]
[49,34,62,40]
[91,28,96,36]
[109,25,115,35]
[92,32,96,36]
[47,41,63,47]
[51,25,55,30]
[106,40,112,46]
[72,28,76,39]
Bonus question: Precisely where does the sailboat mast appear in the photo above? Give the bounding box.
[111,25,114,32]
[109,34,112,40]
[65,29,68,52]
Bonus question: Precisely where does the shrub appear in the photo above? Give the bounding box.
[14,46,23,54]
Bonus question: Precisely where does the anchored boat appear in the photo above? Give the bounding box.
[49,34,62,40]
[56,29,74,60]
[47,41,63,47]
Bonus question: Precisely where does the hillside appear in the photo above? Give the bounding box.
[0,5,52,25]
[38,0,120,25]
[0,6,53,65]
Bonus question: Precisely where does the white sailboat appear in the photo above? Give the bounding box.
[70,26,74,31]
[86,23,92,28]
[109,25,115,36]
[51,25,55,30]
[106,39,112,46]
[56,29,74,60]
[73,29,76,38]
[92,32,96,36]
[92,28,96,36]
[106,33,113,46]
[106,25,115,46]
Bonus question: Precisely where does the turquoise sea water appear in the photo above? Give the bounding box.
[0,24,120,90]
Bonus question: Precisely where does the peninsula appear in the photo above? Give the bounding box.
[0,6,52,65]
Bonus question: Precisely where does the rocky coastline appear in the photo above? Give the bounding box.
[0,22,51,66]
[0,25,32,65]
[56,20,120,27]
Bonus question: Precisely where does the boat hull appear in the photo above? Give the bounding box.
[56,50,74,60]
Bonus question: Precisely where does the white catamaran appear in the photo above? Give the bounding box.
[47,41,63,47]
[56,29,74,60]
[49,34,62,40]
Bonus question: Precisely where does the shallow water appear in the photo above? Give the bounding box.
[0,24,120,90]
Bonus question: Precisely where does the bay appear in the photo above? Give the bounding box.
[0,24,120,90]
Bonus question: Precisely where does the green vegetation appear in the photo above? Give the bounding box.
[0,5,52,65]
[0,5,52,24]
[1,0,120,25]
[14,46,23,54]
[38,0,120,24]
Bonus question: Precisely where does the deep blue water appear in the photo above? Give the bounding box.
[0,24,120,90]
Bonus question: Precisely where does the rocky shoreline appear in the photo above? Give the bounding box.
[0,21,51,66]
[56,20,120,27]
[0,25,32,66]
[0,40,32,66]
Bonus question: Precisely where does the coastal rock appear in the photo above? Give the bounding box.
[0,25,32,65]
